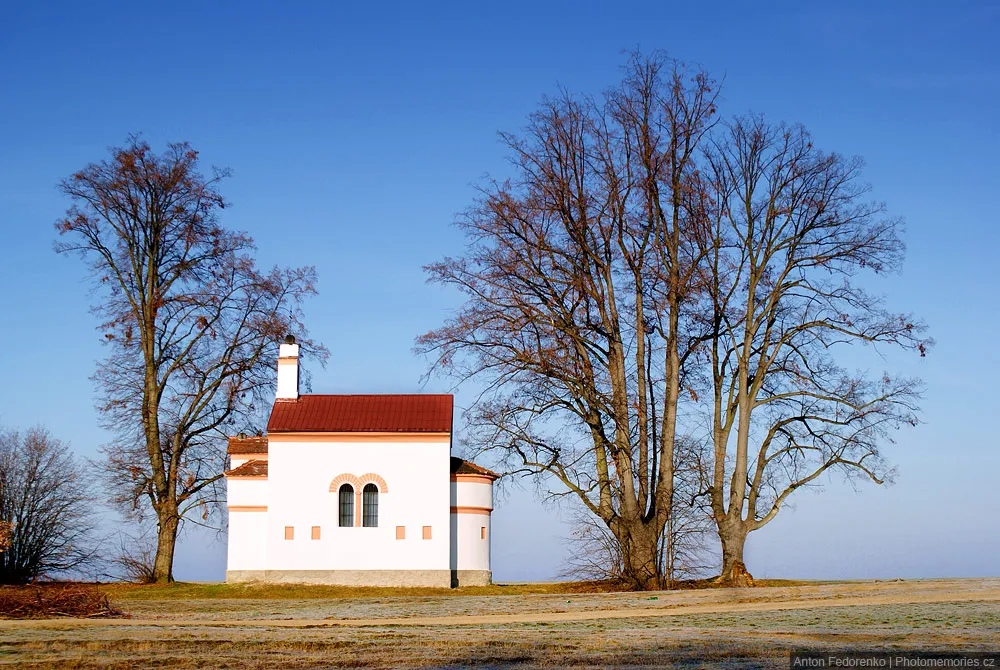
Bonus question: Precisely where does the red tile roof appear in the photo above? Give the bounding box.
[227,436,269,455]
[224,460,268,478]
[267,394,453,433]
[450,457,500,480]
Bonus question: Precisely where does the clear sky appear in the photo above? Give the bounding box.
[1,1,997,582]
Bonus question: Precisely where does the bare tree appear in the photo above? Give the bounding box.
[560,502,626,583]
[659,437,716,585]
[0,427,96,584]
[697,117,929,584]
[108,530,157,584]
[419,52,719,588]
[55,136,325,582]
[561,435,714,586]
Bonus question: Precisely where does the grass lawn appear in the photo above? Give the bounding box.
[0,578,997,668]
[100,576,821,601]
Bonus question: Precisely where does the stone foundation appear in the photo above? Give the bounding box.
[452,570,492,587]
[226,569,452,587]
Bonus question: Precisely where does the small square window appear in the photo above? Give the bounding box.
[284,526,294,540]
[311,526,321,540]
[481,526,487,540]
[422,525,432,540]
[396,526,406,540]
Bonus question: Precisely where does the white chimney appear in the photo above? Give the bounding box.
[276,335,300,401]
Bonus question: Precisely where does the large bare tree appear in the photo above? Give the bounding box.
[56,136,323,582]
[0,427,96,584]
[561,436,715,586]
[698,117,929,584]
[422,51,929,588]
[418,53,718,588]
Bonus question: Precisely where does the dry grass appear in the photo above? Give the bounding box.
[2,601,997,669]
[101,578,620,602]
[0,578,996,668]
[101,576,825,602]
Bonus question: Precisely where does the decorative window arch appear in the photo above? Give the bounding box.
[338,484,354,527]
[362,483,379,527]
[330,473,388,528]
[358,473,389,493]
[329,473,362,492]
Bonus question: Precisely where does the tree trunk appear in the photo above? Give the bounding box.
[717,522,754,587]
[618,522,663,590]
[152,509,180,584]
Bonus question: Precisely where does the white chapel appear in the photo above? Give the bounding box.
[224,337,498,587]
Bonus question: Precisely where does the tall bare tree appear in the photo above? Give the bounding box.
[0,427,96,584]
[698,117,929,584]
[562,436,714,586]
[659,437,716,585]
[56,136,324,582]
[418,52,718,588]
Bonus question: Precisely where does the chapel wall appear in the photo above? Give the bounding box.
[452,480,493,510]
[226,477,268,508]
[263,437,451,572]
[450,479,493,575]
[227,509,268,571]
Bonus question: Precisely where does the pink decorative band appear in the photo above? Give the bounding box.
[450,506,492,515]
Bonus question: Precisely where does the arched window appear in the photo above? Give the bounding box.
[362,483,379,527]
[338,484,354,527]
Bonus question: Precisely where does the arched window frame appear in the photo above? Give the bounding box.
[329,473,388,528]
[338,484,354,527]
[362,483,379,528]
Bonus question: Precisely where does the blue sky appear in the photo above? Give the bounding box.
[1,1,997,581]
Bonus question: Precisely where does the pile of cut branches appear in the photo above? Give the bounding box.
[0,520,12,553]
[0,582,128,619]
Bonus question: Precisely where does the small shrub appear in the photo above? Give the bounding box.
[110,533,157,584]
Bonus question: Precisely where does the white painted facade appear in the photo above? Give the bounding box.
[225,340,496,587]
[450,479,493,573]
[264,438,450,573]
